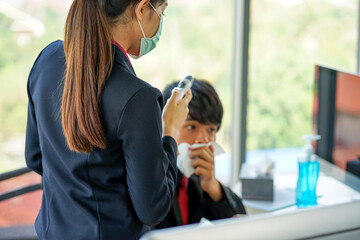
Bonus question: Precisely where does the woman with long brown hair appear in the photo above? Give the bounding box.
[25,0,191,239]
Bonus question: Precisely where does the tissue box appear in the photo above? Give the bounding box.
[240,165,274,201]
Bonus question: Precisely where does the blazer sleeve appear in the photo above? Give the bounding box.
[205,183,247,220]
[25,69,43,176]
[117,87,178,226]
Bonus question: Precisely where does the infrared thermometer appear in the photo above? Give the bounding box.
[175,75,194,100]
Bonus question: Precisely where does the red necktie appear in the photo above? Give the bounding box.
[178,175,189,225]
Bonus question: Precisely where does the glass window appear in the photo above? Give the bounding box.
[133,0,235,184]
[0,0,71,173]
[246,0,359,165]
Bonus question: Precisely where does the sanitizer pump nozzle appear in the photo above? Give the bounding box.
[296,134,321,208]
[302,134,321,160]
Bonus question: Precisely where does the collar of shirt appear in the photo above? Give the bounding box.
[111,40,132,67]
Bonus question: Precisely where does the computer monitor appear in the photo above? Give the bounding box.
[313,65,360,170]
[141,200,360,240]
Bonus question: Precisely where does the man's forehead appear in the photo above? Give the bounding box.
[185,118,218,127]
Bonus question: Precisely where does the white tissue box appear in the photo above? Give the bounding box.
[240,165,274,201]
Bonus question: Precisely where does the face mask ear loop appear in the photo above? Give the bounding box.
[135,4,146,38]
[149,2,161,18]
[136,18,146,38]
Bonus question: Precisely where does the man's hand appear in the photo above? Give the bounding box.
[190,145,223,202]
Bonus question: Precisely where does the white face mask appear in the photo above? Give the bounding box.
[177,142,225,178]
[129,2,163,59]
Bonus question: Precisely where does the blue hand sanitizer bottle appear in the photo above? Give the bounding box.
[296,134,321,208]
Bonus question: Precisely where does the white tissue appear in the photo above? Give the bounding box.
[198,217,214,227]
[177,142,225,177]
[240,156,275,178]
[257,156,275,176]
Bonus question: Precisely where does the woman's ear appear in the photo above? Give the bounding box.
[135,0,151,21]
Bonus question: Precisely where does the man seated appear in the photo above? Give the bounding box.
[156,79,246,229]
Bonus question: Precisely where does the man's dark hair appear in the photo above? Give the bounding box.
[162,79,224,130]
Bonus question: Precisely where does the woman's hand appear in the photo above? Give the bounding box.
[162,89,192,139]
[190,145,223,202]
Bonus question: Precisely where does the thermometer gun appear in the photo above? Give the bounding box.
[175,75,194,100]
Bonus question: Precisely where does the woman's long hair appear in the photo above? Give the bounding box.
[62,0,164,153]
[62,0,112,153]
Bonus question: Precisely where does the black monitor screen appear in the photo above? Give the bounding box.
[313,65,360,170]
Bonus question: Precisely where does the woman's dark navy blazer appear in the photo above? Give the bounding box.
[25,40,178,240]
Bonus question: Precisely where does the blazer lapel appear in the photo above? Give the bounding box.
[187,174,205,224]
[173,170,186,225]
[172,190,185,226]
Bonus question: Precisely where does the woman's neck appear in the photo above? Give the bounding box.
[111,21,137,54]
